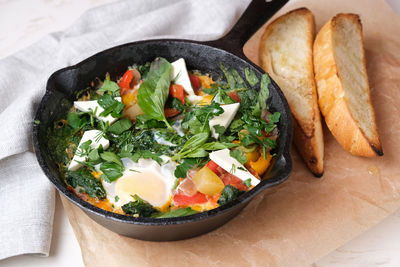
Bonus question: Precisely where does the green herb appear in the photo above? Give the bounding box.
[34,120,41,125]
[201,142,238,151]
[100,151,123,166]
[75,140,93,157]
[97,73,120,96]
[107,118,133,135]
[217,185,245,206]
[115,196,119,202]
[229,149,247,165]
[153,207,198,218]
[100,162,124,182]
[66,168,106,199]
[137,57,174,129]
[170,97,184,112]
[88,148,100,162]
[252,74,270,117]
[97,94,125,118]
[220,62,236,89]
[174,158,201,178]
[213,125,226,135]
[243,178,252,188]
[230,164,236,174]
[130,150,163,165]
[122,194,158,217]
[137,62,151,79]
[212,89,235,105]
[67,113,87,130]
[172,132,209,161]
[135,114,168,129]
[245,68,259,87]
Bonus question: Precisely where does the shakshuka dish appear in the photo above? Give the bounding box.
[47,57,280,218]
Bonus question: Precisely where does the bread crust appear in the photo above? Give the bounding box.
[259,8,324,176]
[313,14,383,157]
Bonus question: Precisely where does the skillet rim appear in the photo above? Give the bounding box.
[33,38,293,226]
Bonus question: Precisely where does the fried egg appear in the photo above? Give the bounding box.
[102,156,176,210]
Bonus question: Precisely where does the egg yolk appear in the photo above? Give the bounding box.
[115,170,169,208]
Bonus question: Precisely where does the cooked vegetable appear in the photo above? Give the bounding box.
[66,168,106,199]
[217,185,245,206]
[192,166,225,196]
[122,195,158,217]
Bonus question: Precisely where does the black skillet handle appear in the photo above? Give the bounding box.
[204,0,289,59]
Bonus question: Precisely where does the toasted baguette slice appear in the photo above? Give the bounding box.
[313,14,382,157]
[259,8,324,176]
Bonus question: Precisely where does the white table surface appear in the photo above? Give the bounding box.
[1,0,400,266]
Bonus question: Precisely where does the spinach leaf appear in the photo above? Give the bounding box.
[122,194,158,217]
[153,207,198,218]
[100,162,124,182]
[137,57,173,129]
[107,118,132,134]
[217,185,245,206]
[97,73,120,96]
[245,68,259,87]
[229,149,247,165]
[66,168,106,199]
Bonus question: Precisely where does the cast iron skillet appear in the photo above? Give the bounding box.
[33,0,292,241]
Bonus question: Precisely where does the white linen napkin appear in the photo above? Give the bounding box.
[0,0,251,260]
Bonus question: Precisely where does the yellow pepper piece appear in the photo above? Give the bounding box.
[192,166,225,196]
[198,75,214,88]
[248,152,272,176]
[246,150,260,162]
[91,171,102,179]
[198,95,214,106]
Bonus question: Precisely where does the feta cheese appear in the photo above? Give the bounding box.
[209,149,260,187]
[172,58,195,95]
[68,130,110,171]
[209,103,240,139]
[74,97,121,125]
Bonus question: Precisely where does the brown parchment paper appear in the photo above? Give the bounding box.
[61,0,400,266]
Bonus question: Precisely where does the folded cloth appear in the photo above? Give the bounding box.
[0,0,250,260]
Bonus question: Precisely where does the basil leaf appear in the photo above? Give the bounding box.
[100,162,123,182]
[88,149,100,162]
[107,118,133,135]
[229,149,247,165]
[100,151,123,166]
[137,57,173,129]
[245,68,259,87]
[217,185,245,206]
[153,207,198,218]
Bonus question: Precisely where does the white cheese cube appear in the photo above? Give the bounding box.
[209,103,240,139]
[209,149,260,186]
[171,58,195,96]
[74,97,121,125]
[68,130,110,171]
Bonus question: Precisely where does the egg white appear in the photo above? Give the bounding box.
[102,156,176,209]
